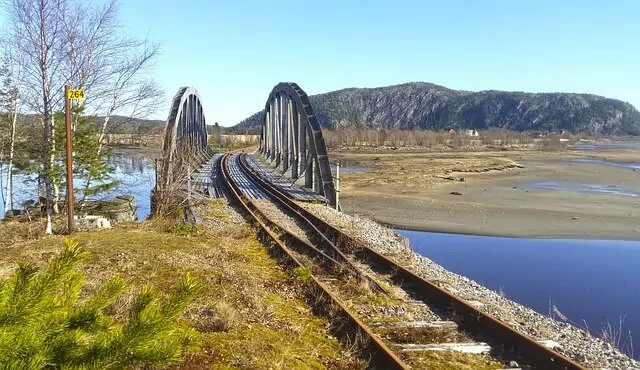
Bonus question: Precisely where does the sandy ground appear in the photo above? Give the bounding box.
[332,145,640,240]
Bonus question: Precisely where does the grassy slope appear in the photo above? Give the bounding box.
[0,200,359,369]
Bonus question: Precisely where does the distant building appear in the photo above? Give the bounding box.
[464,129,479,137]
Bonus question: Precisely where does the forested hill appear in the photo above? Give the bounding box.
[234,82,640,135]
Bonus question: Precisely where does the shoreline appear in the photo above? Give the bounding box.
[333,146,640,242]
[373,218,640,241]
[302,202,639,368]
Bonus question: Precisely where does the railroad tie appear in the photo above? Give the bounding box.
[395,342,492,354]
[376,320,459,330]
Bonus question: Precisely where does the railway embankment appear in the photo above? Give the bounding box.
[301,202,640,369]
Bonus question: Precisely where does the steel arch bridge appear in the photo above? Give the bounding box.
[153,82,336,213]
[153,87,213,212]
[258,83,336,207]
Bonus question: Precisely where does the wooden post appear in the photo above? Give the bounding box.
[64,85,75,233]
[335,162,340,211]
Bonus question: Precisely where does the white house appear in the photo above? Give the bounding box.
[464,129,479,137]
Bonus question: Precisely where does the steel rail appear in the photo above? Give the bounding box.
[224,155,353,275]
[238,153,586,370]
[219,154,409,369]
[236,154,386,293]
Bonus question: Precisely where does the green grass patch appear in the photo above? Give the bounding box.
[0,200,357,368]
[0,238,199,369]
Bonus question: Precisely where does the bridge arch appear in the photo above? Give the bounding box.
[156,87,212,207]
[259,82,336,207]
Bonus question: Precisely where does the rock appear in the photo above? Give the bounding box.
[83,195,137,223]
[572,216,579,220]
[509,360,519,368]
[512,186,517,189]
[75,215,112,230]
[538,339,562,349]
[459,177,466,182]
[450,191,462,196]
[3,209,22,218]
[467,300,485,309]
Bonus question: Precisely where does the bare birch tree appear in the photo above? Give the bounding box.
[3,0,71,233]
[58,0,163,203]
[3,0,163,231]
[0,34,24,215]
[57,0,163,145]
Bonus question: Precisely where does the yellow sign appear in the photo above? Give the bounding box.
[67,89,85,100]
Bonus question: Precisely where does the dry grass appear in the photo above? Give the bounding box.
[331,151,526,192]
[0,217,69,248]
[401,350,503,370]
[323,128,578,152]
[0,200,360,369]
[378,326,469,345]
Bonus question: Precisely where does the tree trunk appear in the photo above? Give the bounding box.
[98,114,111,154]
[51,115,60,214]
[4,97,18,214]
[44,111,53,235]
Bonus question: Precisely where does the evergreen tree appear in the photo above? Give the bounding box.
[52,104,120,211]
[0,238,200,368]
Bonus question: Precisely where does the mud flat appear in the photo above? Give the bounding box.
[331,146,640,240]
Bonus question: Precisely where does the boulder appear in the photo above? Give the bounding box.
[75,215,112,230]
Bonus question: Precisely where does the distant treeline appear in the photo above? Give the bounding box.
[321,128,617,151]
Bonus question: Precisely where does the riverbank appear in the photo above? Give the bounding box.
[300,202,639,368]
[332,145,640,240]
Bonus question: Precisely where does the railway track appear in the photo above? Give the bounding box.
[219,152,586,370]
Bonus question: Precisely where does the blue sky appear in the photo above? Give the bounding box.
[10,1,640,125]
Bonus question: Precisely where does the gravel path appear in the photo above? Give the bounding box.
[301,202,640,370]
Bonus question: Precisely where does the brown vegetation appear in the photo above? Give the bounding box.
[330,150,526,193]
[0,199,358,368]
[322,128,587,152]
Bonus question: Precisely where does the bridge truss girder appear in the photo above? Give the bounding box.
[157,87,212,195]
[259,83,336,207]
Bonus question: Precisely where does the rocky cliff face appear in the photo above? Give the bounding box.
[235,82,640,135]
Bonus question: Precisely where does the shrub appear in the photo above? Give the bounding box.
[0,238,200,369]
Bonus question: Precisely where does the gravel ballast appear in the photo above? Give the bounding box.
[301,202,639,370]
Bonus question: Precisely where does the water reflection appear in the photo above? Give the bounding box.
[332,165,374,174]
[576,141,640,150]
[526,181,640,197]
[398,230,640,359]
[0,154,156,220]
[572,158,640,171]
[102,155,156,220]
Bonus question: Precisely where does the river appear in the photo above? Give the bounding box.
[398,230,640,358]
[2,146,638,358]
[0,153,156,220]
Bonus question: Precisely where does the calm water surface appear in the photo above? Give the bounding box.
[398,230,640,358]
[572,158,640,171]
[330,163,374,174]
[0,154,155,220]
[526,181,640,197]
[576,141,640,150]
